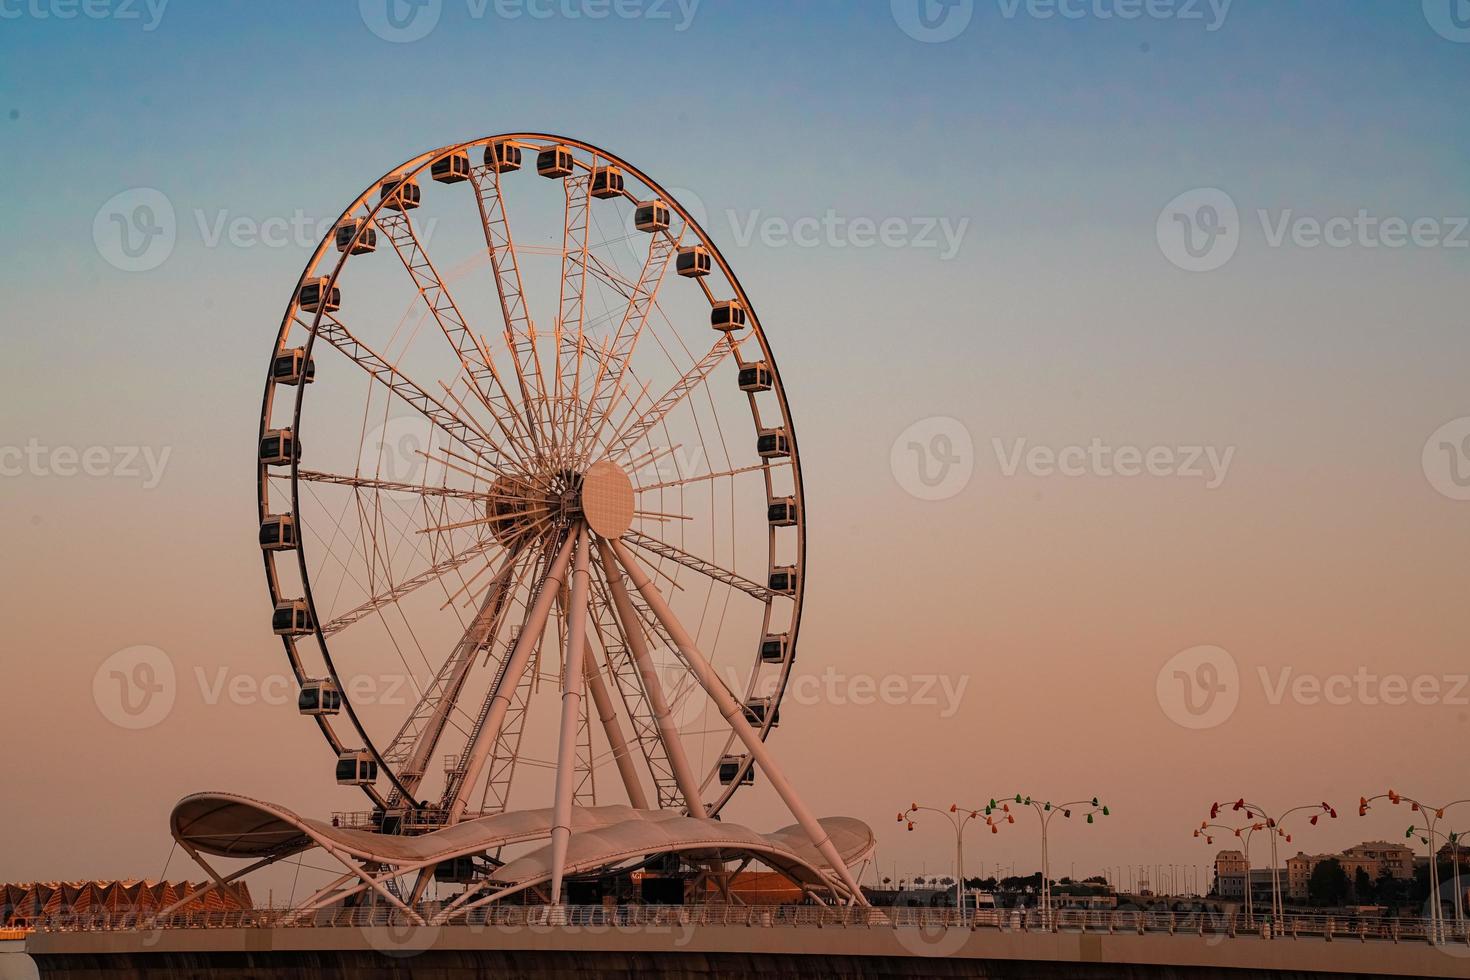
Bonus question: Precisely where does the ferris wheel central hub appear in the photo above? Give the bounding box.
[578,458,635,538]
[486,458,634,543]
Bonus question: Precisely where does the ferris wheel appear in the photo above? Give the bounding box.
[255,134,819,855]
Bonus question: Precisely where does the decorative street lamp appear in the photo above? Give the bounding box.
[1207,798,1335,924]
[1195,820,1266,926]
[1359,791,1470,944]
[994,794,1109,915]
[899,802,1006,916]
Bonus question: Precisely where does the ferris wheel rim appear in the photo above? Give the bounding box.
[257,133,808,821]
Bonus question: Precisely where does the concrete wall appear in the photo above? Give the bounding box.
[24,926,1470,979]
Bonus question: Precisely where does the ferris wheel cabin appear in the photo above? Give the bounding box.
[297,678,341,716]
[484,140,522,173]
[739,363,774,393]
[536,144,575,179]
[743,696,780,728]
[768,497,798,526]
[379,174,421,211]
[676,244,712,278]
[272,598,314,636]
[590,165,625,199]
[335,749,378,786]
[769,565,799,596]
[431,151,472,184]
[711,300,746,331]
[719,754,755,786]
[634,200,671,233]
[760,633,791,664]
[259,514,298,552]
[756,427,791,459]
[259,428,299,467]
[334,217,377,255]
[297,278,339,314]
[271,347,315,386]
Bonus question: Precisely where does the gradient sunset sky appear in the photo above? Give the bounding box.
[2,0,1468,897]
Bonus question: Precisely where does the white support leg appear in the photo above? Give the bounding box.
[449,532,577,822]
[583,633,650,810]
[594,536,706,817]
[549,526,592,905]
[610,539,867,904]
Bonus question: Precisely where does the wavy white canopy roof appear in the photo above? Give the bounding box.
[169,793,874,893]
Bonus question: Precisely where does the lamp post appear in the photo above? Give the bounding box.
[900,803,1004,917]
[1195,820,1265,926]
[993,795,1109,915]
[1360,792,1470,944]
[1208,798,1336,924]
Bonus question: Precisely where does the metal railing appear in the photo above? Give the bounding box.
[14,905,1470,946]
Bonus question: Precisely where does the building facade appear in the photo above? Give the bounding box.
[1213,850,1248,899]
[1286,841,1415,900]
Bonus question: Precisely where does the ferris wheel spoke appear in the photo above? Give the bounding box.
[447,531,576,822]
[382,546,527,803]
[594,535,706,816]
[632,462,769,493]
[601,334,738,463]
[583,629,651,810]
[372,204,532,468]
[571,225,684,462]
[296,469,491,503]
[622,530,772,602]
[470,164,550,457]
[586,570,683,808]
[306,312,511,475]
[319,533,503,637]
[551,174,592,468]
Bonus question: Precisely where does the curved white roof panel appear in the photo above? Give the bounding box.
[169,793,873,889]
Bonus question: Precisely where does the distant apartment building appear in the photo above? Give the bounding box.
[1286,841,1414,900]
[1213,850,1248,899]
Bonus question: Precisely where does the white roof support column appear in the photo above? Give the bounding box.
[549,525,592,905]
[449,532,577,823]
[610,539,867,905]
[594,536,706,818]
